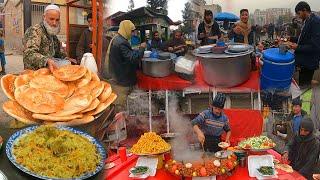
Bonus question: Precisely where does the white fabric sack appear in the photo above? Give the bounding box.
[80,53,98,74]
[175,56,196,75]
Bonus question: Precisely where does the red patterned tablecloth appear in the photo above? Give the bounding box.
[105,149,305,180]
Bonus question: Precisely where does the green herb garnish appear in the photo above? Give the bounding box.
[131,166,149,174]
[258,166,274,175]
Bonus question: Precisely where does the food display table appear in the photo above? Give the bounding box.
[104,149,306,180]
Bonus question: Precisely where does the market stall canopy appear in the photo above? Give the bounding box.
[107,7,181,26]
[215,12,240,22]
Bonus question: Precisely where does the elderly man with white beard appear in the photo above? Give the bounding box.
[23,4,76,71]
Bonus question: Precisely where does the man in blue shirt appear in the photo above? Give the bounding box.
[191,93,232,152]
[276,98,307,143]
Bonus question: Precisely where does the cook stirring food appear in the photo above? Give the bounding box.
[191,93,232,152]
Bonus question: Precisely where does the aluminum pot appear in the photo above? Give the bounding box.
[142,58,173,77]
[194,44,253,87]
[200,54,251,87]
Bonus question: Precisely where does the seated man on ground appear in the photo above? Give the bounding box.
[282,118,320,179]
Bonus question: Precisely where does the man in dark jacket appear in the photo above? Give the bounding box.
[147,31,163,51]
[229,9,254,45]
[290,1,320,88]
[107,20,146,121]
[198,10,221,46]
[282,118,320,179]
[76,13,93,63]
[267,23,275,40]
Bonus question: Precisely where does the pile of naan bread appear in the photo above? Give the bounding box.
[1,65,117,126]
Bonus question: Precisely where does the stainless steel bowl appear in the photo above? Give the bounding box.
[142,58,173,77]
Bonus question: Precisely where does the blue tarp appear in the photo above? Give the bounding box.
[215,12,239,22]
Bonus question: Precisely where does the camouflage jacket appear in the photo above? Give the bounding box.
[23,22,66,70]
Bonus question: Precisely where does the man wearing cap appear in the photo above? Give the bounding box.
[23,4,76,71]
[276,98,307,142]
[282,118,320,179]
[191,93,232,152]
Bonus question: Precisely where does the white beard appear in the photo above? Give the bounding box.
[43,21,61,36]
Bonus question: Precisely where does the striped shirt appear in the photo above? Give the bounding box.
[191,109,231,137]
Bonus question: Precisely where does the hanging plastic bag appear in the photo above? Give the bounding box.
[80,53,98,74]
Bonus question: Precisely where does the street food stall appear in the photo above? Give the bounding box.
[104,109,305,180]
[102,39,305,179]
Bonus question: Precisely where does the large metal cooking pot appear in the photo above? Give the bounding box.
[194,45,254,87]
[142,58,173,77]
[142,53,176,78]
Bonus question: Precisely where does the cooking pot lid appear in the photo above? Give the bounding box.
[158,52,171,60]
[263,48,294,63]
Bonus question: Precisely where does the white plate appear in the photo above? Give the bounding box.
[0,170,7,180]
[248,155,274,178]
[228,44,250,52]
[198,45,214,51]
[104,162,116,169]
[214,150,233,159]
[224,49,250,55]
[195,49,212,54]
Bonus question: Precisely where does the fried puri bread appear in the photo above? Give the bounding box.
[14,73,34,88]
[49,94,93,117]
[34,68,51,76]
[46,115,95,126]
[98,81,112,102]
[52,65,86,81]
[87,93,117,116]
[32,113,83,121]
[81,98,100,113]
[3,100,39,124]
[1,74,17,100]
[75,68,92,88]
[15,87,65,114]
[29,75,69,98]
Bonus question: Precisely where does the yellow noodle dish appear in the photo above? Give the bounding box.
[130,132,171,155]
[12,126,101,178]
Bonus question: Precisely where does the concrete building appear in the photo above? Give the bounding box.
[190,0,206,20]
[253,8,292,26]
[204,4,221,16]
[3,0,86,52]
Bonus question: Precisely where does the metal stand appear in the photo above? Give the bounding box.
[165,90,170,133]
[149,89,152,132]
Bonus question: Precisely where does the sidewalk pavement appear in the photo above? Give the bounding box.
[0,53,24,123]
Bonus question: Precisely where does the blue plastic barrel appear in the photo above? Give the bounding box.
[261,48,295,90]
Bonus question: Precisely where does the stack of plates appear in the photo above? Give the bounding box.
[225,44,250,54]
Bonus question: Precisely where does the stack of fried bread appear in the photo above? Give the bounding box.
[1,65,117,126]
